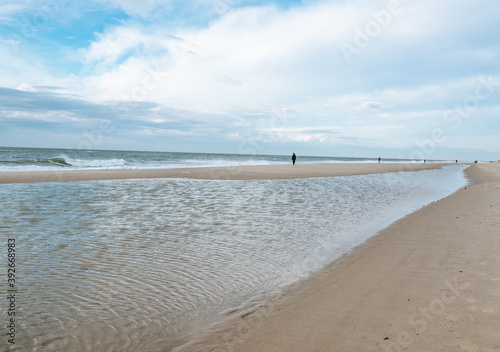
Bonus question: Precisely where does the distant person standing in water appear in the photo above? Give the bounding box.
[378,157,381,163]
[292,153,296,165]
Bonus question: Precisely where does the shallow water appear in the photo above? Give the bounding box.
[0,165,467,351]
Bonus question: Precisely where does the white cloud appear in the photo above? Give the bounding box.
[17,83,37,92]
[2,110,80,123]
[77,0,500,111]
[1,0,499,158]
[76,1,361,108]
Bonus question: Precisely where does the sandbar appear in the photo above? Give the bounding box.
[175,163,500,352]
[0,162,454,184]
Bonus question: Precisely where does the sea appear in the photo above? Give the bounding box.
[0,147,450,172]
[0,147,467,351]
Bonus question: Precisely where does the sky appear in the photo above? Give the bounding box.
[0,0,499,160]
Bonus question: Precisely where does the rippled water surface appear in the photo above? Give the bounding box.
[0,166,467,351]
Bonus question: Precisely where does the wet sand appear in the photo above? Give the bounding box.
[0,162,452,184]
[175,163,500,352]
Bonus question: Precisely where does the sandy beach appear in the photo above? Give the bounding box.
[0,162,453,184]
[175,163,500,352]
[4,161,497,352]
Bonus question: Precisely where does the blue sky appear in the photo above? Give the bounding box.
[0,0,499,160]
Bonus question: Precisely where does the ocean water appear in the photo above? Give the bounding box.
[0,147,447,172]
[0,164,467,351]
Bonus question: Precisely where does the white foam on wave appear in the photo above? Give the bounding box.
[0,154,129,172]
[62,155,128,169]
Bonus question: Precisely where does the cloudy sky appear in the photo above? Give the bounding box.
[0,0,499,160]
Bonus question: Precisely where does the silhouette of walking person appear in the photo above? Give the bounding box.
[292,153,296,165]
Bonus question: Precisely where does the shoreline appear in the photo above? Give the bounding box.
[174,163,500,352]
[0,162,456,184]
